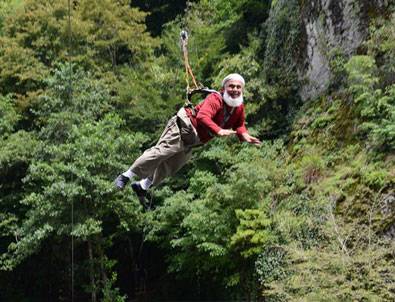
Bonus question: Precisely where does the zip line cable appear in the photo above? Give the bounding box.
[66,0,74,301]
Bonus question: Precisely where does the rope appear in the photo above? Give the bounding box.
[66,0,74,301]
[180,30,204,106]
[180,31,199,90]
[180,30,220,107]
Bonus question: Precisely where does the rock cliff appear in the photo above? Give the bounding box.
[298,0,388,100]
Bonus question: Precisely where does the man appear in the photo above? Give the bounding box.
[114,73,261,206]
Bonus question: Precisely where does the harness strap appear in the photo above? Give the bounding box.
[221,105,235,128]
[179,31,235,133]
[201,95,236,137]
[180,30,201,106]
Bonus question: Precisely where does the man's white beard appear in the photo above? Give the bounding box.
[223,91,243,107]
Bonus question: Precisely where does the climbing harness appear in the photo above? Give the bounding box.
[180,30,236,135]
[179,30,219,106]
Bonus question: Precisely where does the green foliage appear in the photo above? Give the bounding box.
[1,0,395,300]
[132,0,188,36]
[265,230,395,301]
[365,12,395,86]
[0,130,38,176]
[158,0,270,90]
[339,13,395,151]
[0,130,37,169]
[114,0,269,136]
[31,63,112,141]
[0,0,155,96]
[0,95,20,137]
[74,0,156,68]
[263,0,302,98]
[328,47,348,90]
[295,149,326,185]
[216,0,271,53]
[188,170,218,198]
[346,56,395,149]
[0,37,48,95]
[273,196,325,248]
[172,0,228,85]
[345,56,378,104]
[231,208,276,258]
[1,114,149,300]
[145,140,292,294]
[255,247,286,288]
[369,84,395,149]
[266,188,393,301]
[149,190,229,276]
[131,0,271,139]
[0,130,38,235]
[115,58,183,136]
[251,151,394,301]
[360,163,390,190]
[220,0,303,138]
[0,0,23,34]
[268,45,395,298]
[102,272,127,302]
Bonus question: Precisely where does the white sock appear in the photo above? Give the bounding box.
[139,178,152,190]
[122,169,136,179]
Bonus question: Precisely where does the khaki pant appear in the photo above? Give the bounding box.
[130,108,201,186]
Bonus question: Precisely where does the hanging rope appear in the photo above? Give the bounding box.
[66,0,74,301]
[180,30,199,91]
[180,30,219,106]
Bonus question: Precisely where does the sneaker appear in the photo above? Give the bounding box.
[131,182,151,209]
[114,174,130,189]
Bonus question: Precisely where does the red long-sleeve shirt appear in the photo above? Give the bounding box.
[185,92,248,144]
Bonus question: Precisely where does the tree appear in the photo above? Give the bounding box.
[0,0,156,96]
[0,65,149,300]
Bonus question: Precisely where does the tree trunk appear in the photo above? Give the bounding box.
[127,237,137,293]
[88,239,97,302]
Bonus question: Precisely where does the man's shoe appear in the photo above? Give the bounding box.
[131,182,151,209]
[114,174,130,189]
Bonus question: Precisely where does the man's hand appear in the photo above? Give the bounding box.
[217,129,237,137]
[241,133,261,145]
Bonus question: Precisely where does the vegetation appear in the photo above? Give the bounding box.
[0,0,394,301]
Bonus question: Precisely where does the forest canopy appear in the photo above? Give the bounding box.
[0,0,394,301]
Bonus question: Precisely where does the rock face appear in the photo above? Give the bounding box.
[298,0,388,101]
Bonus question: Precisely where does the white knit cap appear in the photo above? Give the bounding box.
[221,73,245,87]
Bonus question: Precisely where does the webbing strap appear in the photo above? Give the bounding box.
[222,106,235,128]
[180,32,198,87]
[180,30,205,106]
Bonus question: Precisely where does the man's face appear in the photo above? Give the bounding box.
[224,80,243,99]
